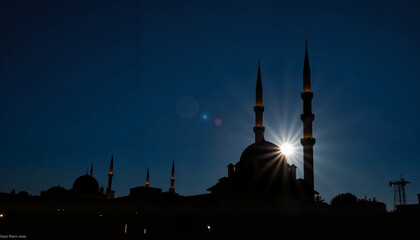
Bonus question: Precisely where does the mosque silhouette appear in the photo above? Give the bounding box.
[37,43,316,206]
[39,43,317,207]
[1,44,419,240]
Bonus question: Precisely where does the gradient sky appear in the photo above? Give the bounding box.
[1,0,419,210]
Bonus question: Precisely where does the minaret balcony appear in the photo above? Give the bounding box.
[301,91,313,99]
[254,106,264,112]
[300,114,315,121]
[300,137,316,146]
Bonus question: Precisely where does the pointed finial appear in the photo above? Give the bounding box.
[109,154,114,175]
[90,162,93,176]
[169,158,175,192]
[146,168,150,187]
[171,158,175,179]
[303,39,310,75]
[256,60,262,89]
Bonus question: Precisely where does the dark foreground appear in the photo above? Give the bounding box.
[1,194,420,240]
[1,212,420,240]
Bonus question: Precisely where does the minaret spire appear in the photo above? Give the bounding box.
[106,154,115,199]
[146,168,150,187]
[90,163,93,176]
[169,159,175,193]
[300,41,316,199]
[303,39,311,92]
[253,60,265,142]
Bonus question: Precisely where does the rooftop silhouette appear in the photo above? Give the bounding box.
[1,1,420,238]
[1,46,419,239]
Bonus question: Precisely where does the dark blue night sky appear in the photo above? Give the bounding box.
[1,0,419,210]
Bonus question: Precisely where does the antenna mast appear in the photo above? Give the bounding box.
[389,176,410,210]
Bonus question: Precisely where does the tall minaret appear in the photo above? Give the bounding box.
[169,160,175,193]
[253,60,265,143]
[300,41,316,198]
[106,154,115,199]
[145,168,150,187]
[90,163,93,176]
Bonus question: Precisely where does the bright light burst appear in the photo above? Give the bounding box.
[280,143,294,156]
[264,112,302,168]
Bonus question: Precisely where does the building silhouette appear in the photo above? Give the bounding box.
[301,41,316,198]
[207,56,316,211]
[15,46,319,207]
[2,44,419,239]
[2,44,318,215]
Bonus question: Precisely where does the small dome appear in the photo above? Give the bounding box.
[72,175,99,194]
[240,140,283,163]
[46,186,67,195]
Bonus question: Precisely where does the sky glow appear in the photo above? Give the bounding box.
[1,0,419,211]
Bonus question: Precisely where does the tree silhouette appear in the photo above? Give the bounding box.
[315,194,325,203]
[331,193,357,206]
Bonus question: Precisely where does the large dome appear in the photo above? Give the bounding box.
[239,140,283,163]
[72,175,99,194]
[46,186,68,195]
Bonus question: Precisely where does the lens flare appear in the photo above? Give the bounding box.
[280,143,294,156]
